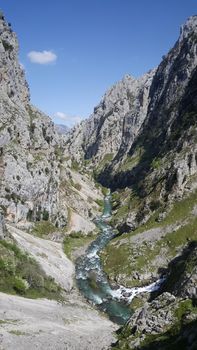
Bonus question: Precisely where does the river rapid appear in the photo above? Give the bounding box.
[76,193,164,325]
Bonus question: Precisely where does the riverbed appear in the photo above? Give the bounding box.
[76,193,164,325]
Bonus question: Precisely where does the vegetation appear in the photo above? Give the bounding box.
[71,160,80,171]
[101,189,197,287]
[0,240,62,300]
[70,180,82,191]
[98,153,114,169]
[134,188,197,235]
[95,198,104,212]
[9,330,29,336]
[114,320,197,350]
[113,298,197,350]
[120,153,141,172]
[151,157,162,170]
[160,241,197,295]
[63,231,95,260]
[31,221,56,238]
[110,189,140,227]
[93,153,114,178]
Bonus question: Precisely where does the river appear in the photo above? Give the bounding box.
[75,193,164,325]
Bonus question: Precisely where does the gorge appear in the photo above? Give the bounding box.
[0,10,197,350]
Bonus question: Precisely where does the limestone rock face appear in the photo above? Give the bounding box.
[114,243,197,349]
[0,13,64,226]
[0,13,29,105]
[96,16,197,202]
[128,293,177,337]
[0,14,101,231]
[66,70,155,166]
[0,210,6,238]
[67,15,197,207]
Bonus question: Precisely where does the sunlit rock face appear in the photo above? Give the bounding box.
[0,14,66,227]
[66,70,155,166]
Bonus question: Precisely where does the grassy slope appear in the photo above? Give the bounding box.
[0,239,63,300]
[101,189,197,287]
[63,232,96,261]
[112,241,197,349]
[115,317,197,350]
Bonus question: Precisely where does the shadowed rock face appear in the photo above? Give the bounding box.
[97,16,197,199]
[113,242,197,349]
[66,16,197,210]
[65,16,197,348]
[0,210,6,238]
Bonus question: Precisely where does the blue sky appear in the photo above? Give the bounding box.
[1,0,196,126]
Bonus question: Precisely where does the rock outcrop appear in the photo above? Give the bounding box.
[0,14,66,226]
[0,209,6,238]
[1,10,197,350]
[0,13,101,231]
[100,16,197,196]
[66,70,154,168]
[66,16,197,234]
[113,242,197,349]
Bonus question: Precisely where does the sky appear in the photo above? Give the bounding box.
[1,0,197,127]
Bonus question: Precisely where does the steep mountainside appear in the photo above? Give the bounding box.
[102,17,197,349]
[101,15,197,193]
[55,123,69,135]
[0,13,65,227]
[66,16,197,349]
[1,9,197,350]
[66,70,154,172]
[0,13,101,233]
[99,15,197,232]
[67,16,197,232]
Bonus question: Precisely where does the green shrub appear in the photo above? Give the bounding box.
[42,210,49,221]
[70,231,82,238]
[32,221,56,237]
[13,277,27,294]
[21,264,44,289]
[73,182,82,191]
[0,239,63,300]
[151,157,161,169]
[71,160,80,171]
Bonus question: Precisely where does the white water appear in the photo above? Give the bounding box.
[109,276,166,303]
[76,193,165,324]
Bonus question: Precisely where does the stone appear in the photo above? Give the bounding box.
[0,210,6,239]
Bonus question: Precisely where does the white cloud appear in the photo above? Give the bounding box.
[27,50,57,64]
[55,112,82,127]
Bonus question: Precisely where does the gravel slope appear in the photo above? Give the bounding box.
[0,225,117,349]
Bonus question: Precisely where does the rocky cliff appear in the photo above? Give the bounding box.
[0,13,101,232]
[97,15,197,231]
[0,13,67,227]
[100,17,197,349]
[112,242,197,349]
[66,70,154,174]
[68,16,197,216]
[1,10,197,350]
[66,15,197,349]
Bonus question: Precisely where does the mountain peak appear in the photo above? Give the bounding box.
[179,15,197,41]
[0,12,30,105]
